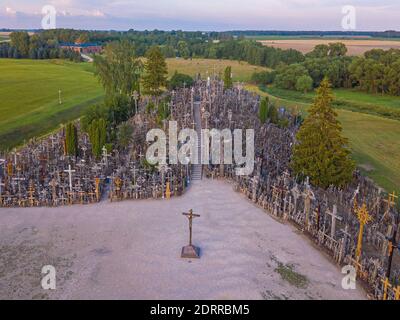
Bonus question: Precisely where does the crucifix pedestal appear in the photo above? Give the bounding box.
[181,209,201,259]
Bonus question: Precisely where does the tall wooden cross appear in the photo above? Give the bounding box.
[49,179,58,204]
[95,177,101,201]
[326,204,343,239]
[64,164,76,193]
[182,209,200,247]
[28,181,35,207]
[12,148,20,166]
[355,203,373,261]
[383,191,398,219]
[158,163,169,199]
[132,90,139,114]
[0,177,4,205]
[102,146,110,166]
[12,175,26,196]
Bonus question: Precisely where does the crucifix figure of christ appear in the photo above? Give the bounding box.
[181,209,201,259]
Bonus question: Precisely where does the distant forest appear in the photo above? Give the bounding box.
[2,28,399,38]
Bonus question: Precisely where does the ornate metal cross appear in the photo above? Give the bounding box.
[355,203,373,261]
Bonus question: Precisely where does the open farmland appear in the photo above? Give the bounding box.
[259,39,400,56]
[166,58,269,82]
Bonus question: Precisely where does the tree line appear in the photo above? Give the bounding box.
[252,43,400,96]
[0,31,82,61]
[2,29,306,69]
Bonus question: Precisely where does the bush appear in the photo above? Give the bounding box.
[251,70,276,85]
[168,71,194,90]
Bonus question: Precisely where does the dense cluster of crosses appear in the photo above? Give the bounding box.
[195,79,399,300]
[0,100,193,207]
[0,78,399,300]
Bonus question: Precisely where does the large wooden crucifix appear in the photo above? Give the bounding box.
[181,209,201,259]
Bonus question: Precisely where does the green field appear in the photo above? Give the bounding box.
[247,84,400,192]
[262,86,400,121]
[0,59,104,150]
[166,58,269,82]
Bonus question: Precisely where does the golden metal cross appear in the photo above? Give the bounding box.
[381,277,392,300]
[355,203,373,261]
[393,286,400,301]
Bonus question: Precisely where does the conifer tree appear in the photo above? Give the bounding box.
[291,78,355,188]
[259,97,268,124]
[65,122,78,157]
[267,102,279,124]
[224,66,233,89]
[142,46,168,98]
[88,118,107,159]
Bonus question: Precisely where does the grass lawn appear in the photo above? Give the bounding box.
[246,84,400,192]
[0,59,104,150]
[263,86,400,121]
[166,58,269,82]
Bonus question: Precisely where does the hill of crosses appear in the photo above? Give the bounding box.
[0,79,399,300]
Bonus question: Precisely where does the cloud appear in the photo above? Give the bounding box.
[5,7,17,16]
[90,10,106,18]
[1,0,399,30]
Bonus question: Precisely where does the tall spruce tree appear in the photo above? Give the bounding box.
[88,118,107,159]
[142,46,168,98]
[259,97,268,124]
[223,66,233,89]
[65,122,78,157]
[267,102,279,124]
[291,78,355,188]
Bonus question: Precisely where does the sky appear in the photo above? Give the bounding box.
[0,0,399,31]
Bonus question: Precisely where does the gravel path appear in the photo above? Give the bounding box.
[0,179,366,300]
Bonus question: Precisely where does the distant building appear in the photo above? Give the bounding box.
[59,41,102,54]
